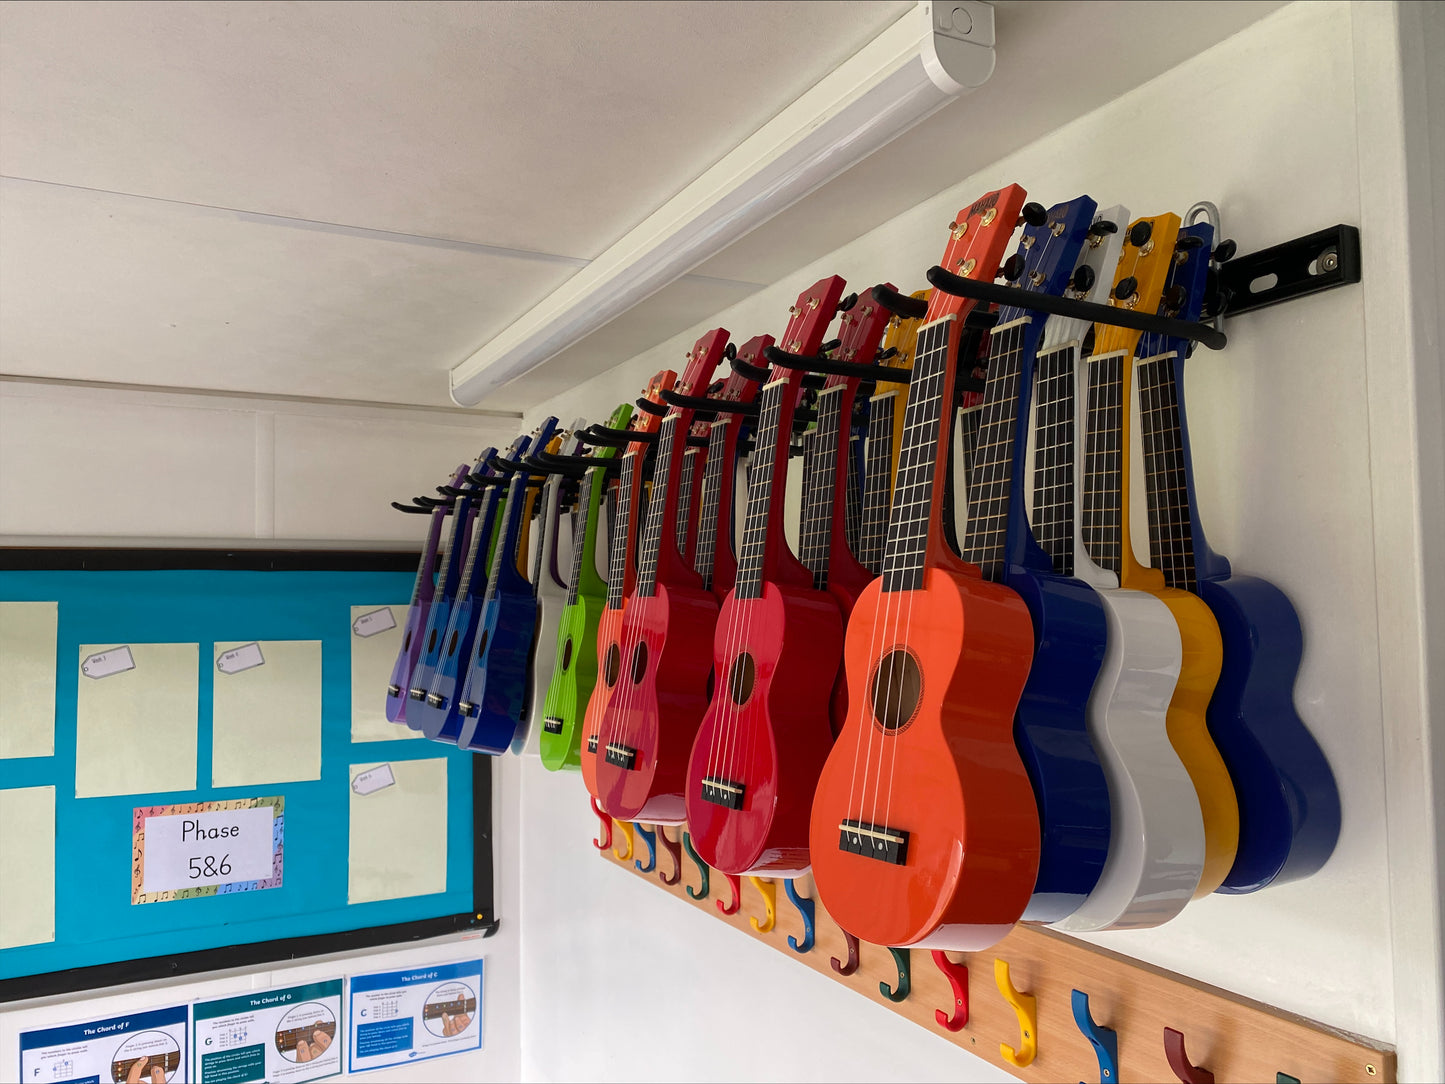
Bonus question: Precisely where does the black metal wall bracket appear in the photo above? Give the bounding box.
[1215,224,1360,317]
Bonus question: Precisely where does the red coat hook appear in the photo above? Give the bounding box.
[716,872,741,915]
[589,796,611,851]
[656,825,681,885]
[831,929,860,976]
[931,950,970,1031]
[1165,1026,1215,1084]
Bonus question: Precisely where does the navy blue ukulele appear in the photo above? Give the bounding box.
[457,416,561,754]
[1134,224,1341,892]
[413,434,531,742]
[966,195,1117,923]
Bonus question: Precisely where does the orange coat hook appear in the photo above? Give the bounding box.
[656,825,682,885]
[1165,1027,1215,1084]
[589,796,611,851]
[612,820,634,862]
[746,876,776,932]
[716,872,741,915]
[995,958,1038,1068]
[931,950,970,1031]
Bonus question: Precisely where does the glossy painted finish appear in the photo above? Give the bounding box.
[809,565,1039,949]
[580,605,625,798]
[386,462,471,725]
[686,582,842,873]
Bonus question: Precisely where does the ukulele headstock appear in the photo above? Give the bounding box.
[1039,204,1129,353]
[1093,212,1182,356]
[1007,195,1098,305]
[586,402,634,463]
[676,328,730,399]
[767,276,847,381]
[924,183,1029,324]
[825,285,896,390]
[628,370,675,454]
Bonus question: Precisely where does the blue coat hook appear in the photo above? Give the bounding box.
[681,832,710,900]
[1072,989,1119,1083]
[880,947,911,1002]
[782,879,815,953]
[633,823,657,873]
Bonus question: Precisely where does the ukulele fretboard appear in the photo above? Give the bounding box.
[798,385,848,590]
[961,316,1031,581]
[1031,344,1078,576]
[605,455,638,609]
[1137,353,1198,591]
[566,470,598,605]
[1081,351,1127,575]
[635,415,680,597]
[859,391,895,574]
[734,380,788,600]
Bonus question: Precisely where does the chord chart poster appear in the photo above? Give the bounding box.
[20,1003,189,1084]
[346,959,483,1073]
[193,979,342,1084]
[0,551,494,1000]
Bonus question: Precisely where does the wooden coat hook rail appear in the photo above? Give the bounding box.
[601,826,1394,1083]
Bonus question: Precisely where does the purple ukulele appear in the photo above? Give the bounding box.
[385,462,473,725]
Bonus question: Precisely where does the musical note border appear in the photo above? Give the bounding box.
[131,795,285,905]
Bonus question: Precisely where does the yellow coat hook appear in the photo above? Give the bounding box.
[995,958,1038,1068]
[747,876,776,933]
[612,820,634,861]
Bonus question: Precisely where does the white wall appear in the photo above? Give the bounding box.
[0,380,526,1080]
[514,3,1440,1081]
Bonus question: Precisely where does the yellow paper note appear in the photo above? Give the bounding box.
[348,758,447,904]
[349,604,418,743]
[211,640,323,788]
[0,601,58,759]
[0,785,55,948]
[75,643,198,798]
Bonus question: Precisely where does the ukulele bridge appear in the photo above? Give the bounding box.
[587,734,599,753]
[605,742,639,770]
[386,683,402,698]
[543,716,565,735]
[700,776,745,809]
[407,686,428,701]
[838,818,910,865]
[425,692,447,708]
[457,700,477,717]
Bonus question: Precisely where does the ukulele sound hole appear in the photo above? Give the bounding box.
[604,643,621,687]
[727,653,756,705]
[475,630,489,661]
[870,649,922,733]
[447,630,458,657]
[561,636,574,671]
[427,628,437,653]
[629,641,649,684]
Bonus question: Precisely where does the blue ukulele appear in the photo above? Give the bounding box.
[457,416,561,755]
[413,433,532,743]
[404,448,496,731]
[1134,223,1340,892]
[960,195,1117,923]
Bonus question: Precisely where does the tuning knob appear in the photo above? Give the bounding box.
[1069,265,1096,293]
[1212,238,1238,263]
[1128,220,1153,247]
[1000,253,1027,282]
[1175,234,1206,250]
[836,292,859,313]
[1114,276,1139,301]
[723,342,737,361]
[1088,219,1119,237]
[1019,202,1048,227]
[1163,284,1188,312]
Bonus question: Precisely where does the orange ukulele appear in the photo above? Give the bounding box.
[579,371,673,802]
[809,185,1041,950]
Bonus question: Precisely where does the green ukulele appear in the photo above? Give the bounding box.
[538,401,633,771]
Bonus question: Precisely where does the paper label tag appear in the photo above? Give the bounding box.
[81,646,135,679]
[141,805,277,894]
[216,641,265,674]
[353,607,398,637]
[352,764,396,795]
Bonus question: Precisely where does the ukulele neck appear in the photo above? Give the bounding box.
[735,378,803,599]
[605,452,643,610]
[798,382,857,590]
[1031,343,1080,576]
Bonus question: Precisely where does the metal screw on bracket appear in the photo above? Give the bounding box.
[1319,249,1340,273]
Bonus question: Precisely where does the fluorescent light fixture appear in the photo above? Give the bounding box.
[449,0,995,406]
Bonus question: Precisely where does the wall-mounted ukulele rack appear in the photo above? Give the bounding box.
[598,829,1394,1083]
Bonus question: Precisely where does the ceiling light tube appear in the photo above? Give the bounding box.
[449,0,995,406]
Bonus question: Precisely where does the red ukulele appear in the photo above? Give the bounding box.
[685,277,848,875]
[579,371,673,803]
[794,288,896,734]
[595,332,731,823]
[809,185,1042,950]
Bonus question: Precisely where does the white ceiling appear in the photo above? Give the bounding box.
[0,0,1285,413]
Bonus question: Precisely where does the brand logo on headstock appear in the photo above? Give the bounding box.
[968,191,1000,216]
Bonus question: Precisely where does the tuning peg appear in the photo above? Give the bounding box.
[1128,220,1153,247]
[1175,234,1206,250]
[1019,202,1048,227]
[836,292,859,313]
[723,342,738,361]
[1069,265,1096,293]
[1114,275,1139,301]
[1163,284,1188,313]
[999,253,1027,282]
[821,338,842,354]
[876,346,899,363]
[1212,238,1238,263]
[1088,219,1119,237]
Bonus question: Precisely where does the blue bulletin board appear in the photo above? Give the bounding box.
[0,549,495,1000]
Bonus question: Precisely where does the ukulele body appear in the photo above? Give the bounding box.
[456,585,538,754]
[809,565,1039,950]
[1200,572,1341,891]
[594,583,717,824]
[581,606,625,798]
[1003,564,1112,922]
[521,522,571,757]
[406,587,464,736]
[412,593,483,743]
[1051,585,1205,932]
[386,597,433,724]
[686,581,842,875]
[538,590,606,772]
